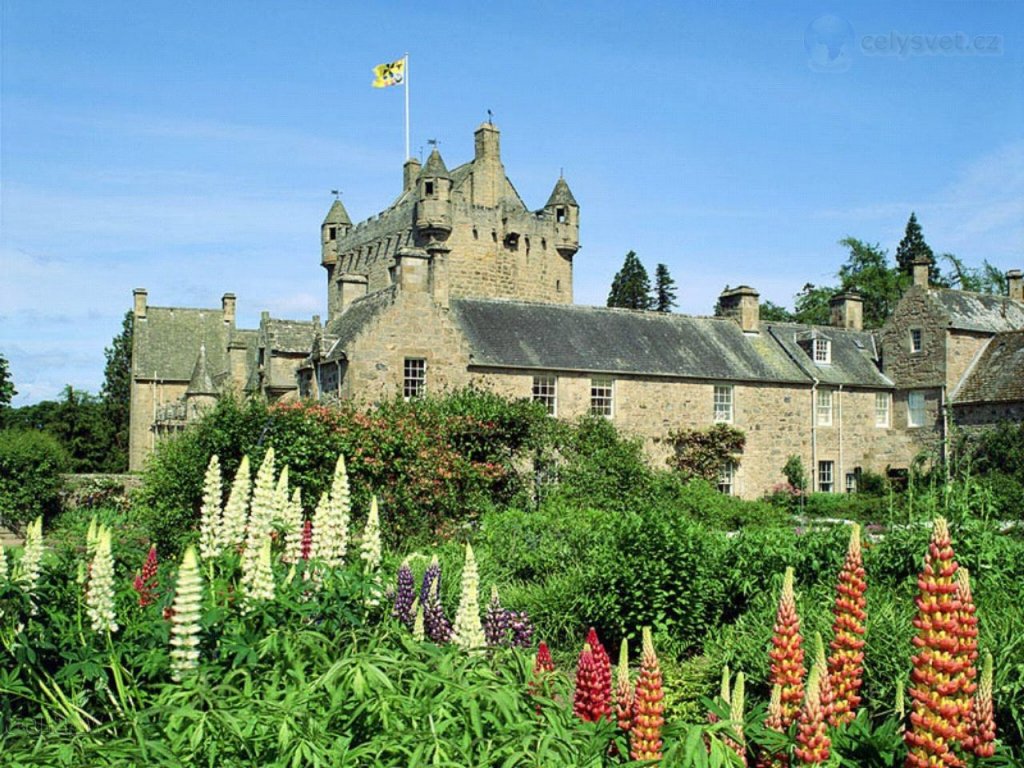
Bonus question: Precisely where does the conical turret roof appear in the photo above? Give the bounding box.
[421,148,451,178]
[186,344,218,396]
[322,199,352,226]
[545,176,577,207]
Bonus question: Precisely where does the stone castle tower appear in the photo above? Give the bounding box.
[320,122,579,321]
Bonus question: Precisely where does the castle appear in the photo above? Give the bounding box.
[129,122,1024,497]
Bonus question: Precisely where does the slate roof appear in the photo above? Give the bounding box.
[421,148,450,178]
[766,323,893,389]
[323,199,351,226]
[928,289,1024,333]
[323,287,397,362]
[545,177,578,208]
[450,299,808,383]
[133,307,231,381]
[953,330,1024,404]
[261,318,317,354]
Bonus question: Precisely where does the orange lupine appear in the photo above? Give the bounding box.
[629,627,665,764]
[963,651,996,758]
[757,684,788,768]
[794,663,831,766]
[953,567,979,745]
[827,524,866,727]
[769,567,805,727]
[615,638,634,733]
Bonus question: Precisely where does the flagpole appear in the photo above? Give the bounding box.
[404,53,410,160]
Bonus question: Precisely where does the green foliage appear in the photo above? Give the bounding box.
[759,300,795,322]
[782,455,807,492]
[666,423,746,482]
[654,262,678,312]
[950,421,1024,520]
[0,352,15,409]
[607,250,654,310]
[941,252,1008,294]
[894,211,936,279]
[100,311,133,472]
[0,428,69,531]
[835,237,907,328]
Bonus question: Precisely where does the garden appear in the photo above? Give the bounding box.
[1,391,1022,766]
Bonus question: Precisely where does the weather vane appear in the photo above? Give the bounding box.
[487,109,493,125]
[331,189,340,200]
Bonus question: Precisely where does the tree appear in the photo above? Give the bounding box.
[895,212,937,280]
[101,311,133,471]
[0,352,15,411]
[792,283,833,326]
[940,253,1007,295]
[607,251,653,310]
[760,300,796,322]
[835,237,906,328]
[653,263,677,312]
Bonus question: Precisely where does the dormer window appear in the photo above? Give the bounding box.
[424,181,435,197]
[556,206,567,223]
[813,338,831,364]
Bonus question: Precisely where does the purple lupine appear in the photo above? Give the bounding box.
[420,556,441,608]
[424,593,452,643]
[507,610,535,648]
[392,562,416,629]
[484,587,510,646]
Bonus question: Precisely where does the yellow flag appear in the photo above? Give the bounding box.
[372,58,405,88]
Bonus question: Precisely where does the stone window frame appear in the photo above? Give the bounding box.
[813,338,831,364]
[907,390,926,428]
[875,392,891,428]
[816,389,833,427]
[717,462,735,495]
[590,377,614,418]
[403,357,426,400]
[532,374,557,417]
[818,460,835,493]
[910,328,923,353]
[713,385,734,423]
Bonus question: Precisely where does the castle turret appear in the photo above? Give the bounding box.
[321,198,352,266]
[544,176,579,258]
[185,344,219,419]
[415,148,453,241]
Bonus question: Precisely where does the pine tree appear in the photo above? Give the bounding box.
[100,311,133,471]
[895,212,936,280]
[607,251,654,310]
[653,263,677,312]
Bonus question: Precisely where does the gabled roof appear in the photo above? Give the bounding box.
[450,299,807,383]
[928,288,1024,333]
[133,306,231,381]
[952,330,1024,404]
[260,318,318,354]
[545,177,578,208]
[323,287,397,362]
[766,323,892,389]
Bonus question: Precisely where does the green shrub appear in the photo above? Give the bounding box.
[0,428,69,532]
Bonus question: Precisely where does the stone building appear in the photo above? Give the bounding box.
[129,122,1024,495]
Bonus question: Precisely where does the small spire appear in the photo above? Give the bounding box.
[421,146,450,178]
[186,344,218,396]
[322,197,351,226]
[545,176,578,208]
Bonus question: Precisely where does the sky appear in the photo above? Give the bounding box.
[1,1,1022,405]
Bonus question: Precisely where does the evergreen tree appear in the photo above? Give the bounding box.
[607,251,653,310]
[895,212,937,280]
[653,263,678,312]
[0,353,15,412]
[101,311,133,471]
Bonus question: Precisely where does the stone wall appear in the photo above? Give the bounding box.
[953,401,1024,431]
[878,286,947,388]
[129,378,187,471]
[946,330,991,393]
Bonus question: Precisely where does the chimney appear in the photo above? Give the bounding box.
[221,292,236,327]
[472,122,503,207]
[1008,269,1023,301]
[336,273,368,315]
[830,291,863,330]
[427,245,451,309]
[718,286,760,333]
[403,158,421,192]
[912,255,932,288]
[133,288,148,319]
[395,248,430,294]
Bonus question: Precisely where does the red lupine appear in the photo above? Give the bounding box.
[629,627,664,764]
[813,633,836,728]
[300,519,313,560]
[574,643,611,722]
[794,664,831,766]
[586,626,613,714]
[615,638,634,733]
[963,651,996,758]
[904,517,967,768]
[769,567,805,727]
[133,545,159,607]
[827,523,867,726]
[954,567,979,745]
[529,641,556,711]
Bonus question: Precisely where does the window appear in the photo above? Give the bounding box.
[818,460,834,493]
[817,389,833,426]
[908,391,926,427]
[717,463,735,495]
[424,181,435,197]
[713,385,734,423]
[590,377,614,417]
[813,338,831,364]
[845,472,858,494]
[556,206,567,223]
[875,392,891,427]
[532,375,557,416]
[403,358,426,400]
[910,328,923,353]
[328,226,337,241]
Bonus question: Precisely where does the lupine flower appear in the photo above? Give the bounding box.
[813,633,835,726]
[420,555,441,606]
[360,496,383,606]
[827,523,866,727]
[412,598,425,641]
[85,526,118,634]
[905,517,966,768]
[728,672,748,767]
[281,487,304,564]
[311,455,352,567]
[393,561,416,628]
[248,448,277,541]
[17,516,44,598]
[133,545,160,607]
[452,542,484,650]
[574,643,606,722]
[710,665,731,724]
[963,651,996,758]
[581,627,613,719]
[86,515,99,558]
[220,455,251,550]
[424,571,453,643]
[794,662,831,765]
[954,566,979,744]
[300,519,313,561]
[241,537,275,609]
[274,464,290,529]
[757,685,787,768]
[198,454,223,560]
[483,585,536,648]
[169,546,203,682]
[769,566,805,727]
[615,638,634,732]
[629,627,664,763]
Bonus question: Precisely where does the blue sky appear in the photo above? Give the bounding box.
[2,1,1022,405]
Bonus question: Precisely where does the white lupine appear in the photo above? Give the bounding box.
[0,545,7,583]
[282,487,303,564]
[241,537,275,609]
[169,546,203,681]
[248,448,277,541]
[18,516,44,596]
[452,542,484,650]
[360,496,383,606]
[220,455,252,550]
[85,526,118,633]
[198,455,224,560]
[86,515,99,557]
[274,465,290,529]
[310,456,351,568]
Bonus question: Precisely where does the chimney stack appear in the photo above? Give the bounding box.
[1008,269,1023,301]
[830,291,863,330]
[403,158,421,192]
[336,273,368,316]
[221,292,236,327]
[133,288,148,319]
[395,248,430,295]
[912,255,932,288]
[718,286,760,333]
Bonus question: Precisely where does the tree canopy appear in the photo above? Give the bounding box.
[895,212,938,281]
[101,311,133,471]
[607,251,654,310]
[653,263,678,312]
[0,353,15,409]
